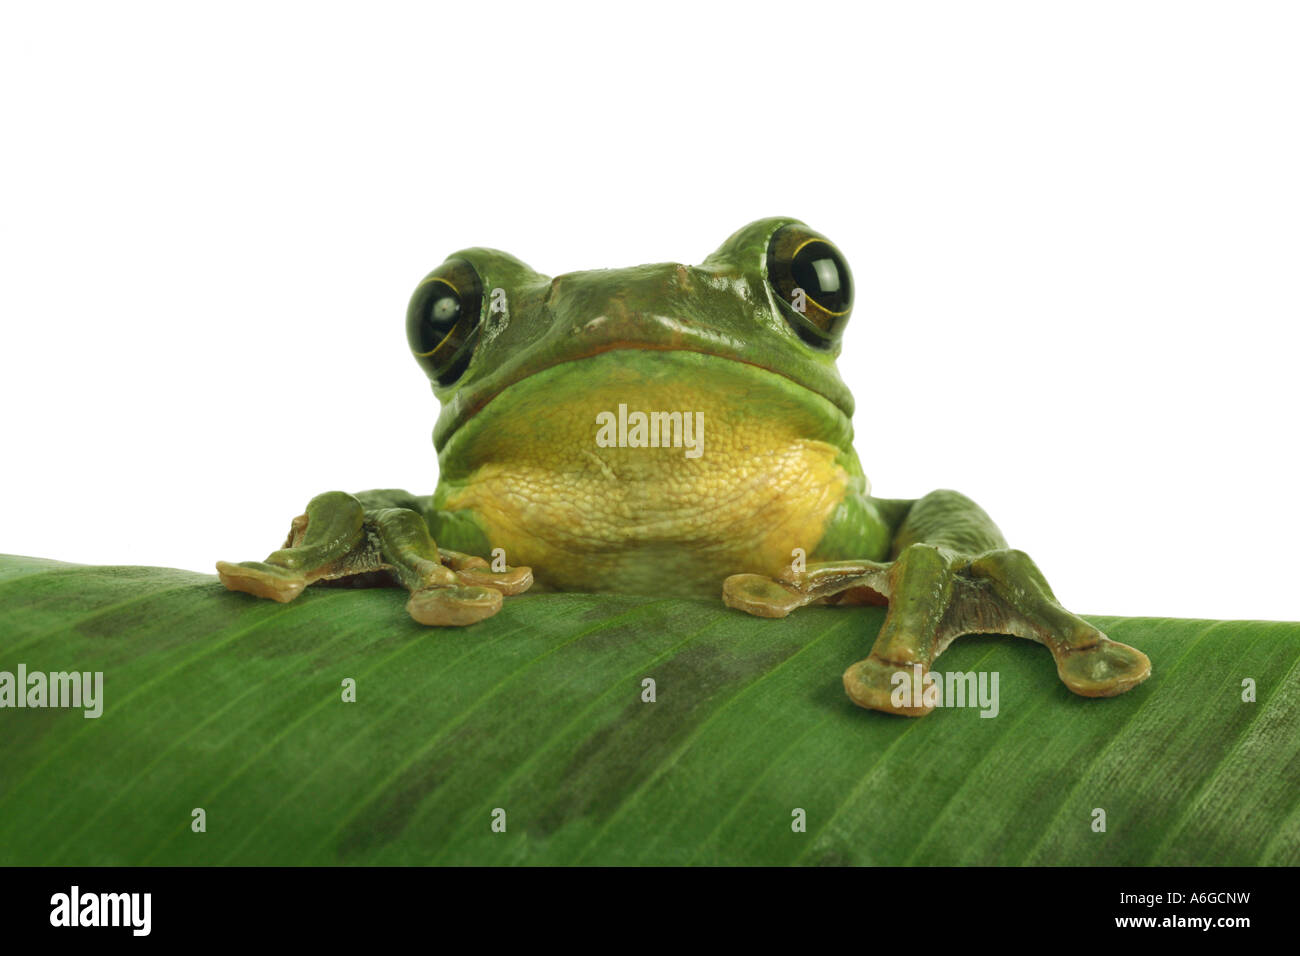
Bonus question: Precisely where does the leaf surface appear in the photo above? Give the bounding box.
[0,554,1296,865]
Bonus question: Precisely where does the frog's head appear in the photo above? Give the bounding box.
[407,217,857,461]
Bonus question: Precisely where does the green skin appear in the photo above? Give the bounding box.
[219,218,1151,716]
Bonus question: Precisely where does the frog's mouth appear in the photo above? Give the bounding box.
[433,342,855,464]
[433,308,856,453]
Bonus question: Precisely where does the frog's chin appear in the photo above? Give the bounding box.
[433,344,854,455]
[434,347,855,469]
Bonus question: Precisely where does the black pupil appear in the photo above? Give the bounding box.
[791,241,851,313]
[412,281,461,353]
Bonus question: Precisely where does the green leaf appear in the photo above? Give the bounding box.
[0,553,1297,866]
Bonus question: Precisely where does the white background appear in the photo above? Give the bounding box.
[2,1,1296,621]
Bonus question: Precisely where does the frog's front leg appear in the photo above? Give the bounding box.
[217,490,531,625]
[724,490,1150,716]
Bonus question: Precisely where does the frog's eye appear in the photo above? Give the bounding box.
[765,225,854,348]
[406,258,484,386]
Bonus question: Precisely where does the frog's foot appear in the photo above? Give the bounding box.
[724,545,1150,716]
[217,491,531,626]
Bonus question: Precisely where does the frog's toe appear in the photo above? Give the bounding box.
[842,654,934,717]
[216,560,308,603]
[722,573,807,618]
[1055,637,1152,697]
[453,564,534,595]
[218,491,368,604]
[406,584,503,626]
[967,548,1152,699]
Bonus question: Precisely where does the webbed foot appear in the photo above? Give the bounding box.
[725,545,1150,716]
[218,491,531,626]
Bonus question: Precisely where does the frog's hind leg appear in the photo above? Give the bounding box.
[217,490,531,626]
[724,490,1151,715]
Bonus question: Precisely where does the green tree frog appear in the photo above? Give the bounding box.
[218,218,1151,716]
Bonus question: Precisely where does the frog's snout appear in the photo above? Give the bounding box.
[544,268,720,356]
